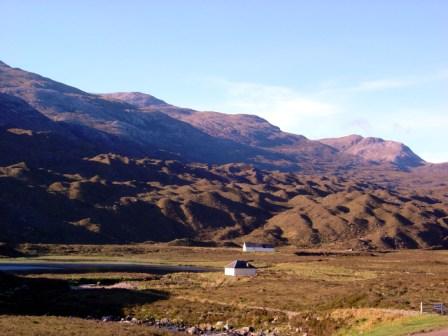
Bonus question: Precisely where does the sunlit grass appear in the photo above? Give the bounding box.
[273,262,377,281]
[338,313,448,336]
[4,246,448,335]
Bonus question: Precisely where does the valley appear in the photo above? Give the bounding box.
[1,60,447,248]
[0,60,447,336]
[2,244,448,335]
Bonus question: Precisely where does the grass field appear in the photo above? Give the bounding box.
[2,244,448,335]
[0,315,176,336]
[337,313,448,336]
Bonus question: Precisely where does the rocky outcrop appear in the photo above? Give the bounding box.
[320,135,425,169]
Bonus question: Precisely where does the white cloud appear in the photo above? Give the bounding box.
[389,108,448,129]
[195,79,338,133]
[420,152,448,164]
[319,69,448,94]
[185,73,448,158]
[346,118,373,135]
[353,78,415,92]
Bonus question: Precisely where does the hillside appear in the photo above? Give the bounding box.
[320,135,425,169]
[1,62,431,172]
[102,93,371,172]
[1,144,447,248]
[0,61,447,248]
[0,62,289,168]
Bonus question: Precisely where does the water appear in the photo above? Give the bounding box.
[0,262,214,274]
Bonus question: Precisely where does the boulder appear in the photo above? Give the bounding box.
[101,315,114,322]
[160,318,170,325]
[187,326,198,335]
[215,321,225,330]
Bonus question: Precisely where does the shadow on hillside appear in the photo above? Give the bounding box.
[0,243,27,257]
[0,272,168,318]
[294,250,395,257]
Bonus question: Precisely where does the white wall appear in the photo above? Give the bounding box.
[224,267,235,276]
[224,267,256,276]
[243,246,275,252]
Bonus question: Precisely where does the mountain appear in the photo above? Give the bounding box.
[0,93,97,167]
[0,62,290,168]
[1,151,447,248]
[1,62,428,172]
[320,135,425,169]
[102,92,430,171]
[102,92,349,172]
[101,92,169,107]
[0,60,447,249]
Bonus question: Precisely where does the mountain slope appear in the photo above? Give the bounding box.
[103,92,427,171]
[1,151,447,248]
[1,61,429,172]
[1,61,447,249]
[102,93,358,173]
[320,134,425,169]
[0,62,291,167]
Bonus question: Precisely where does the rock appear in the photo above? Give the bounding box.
[197,323,213,331]
[187,326,198,335]
[237,326,254,335]
[224,323,233,330]
[131,317,139,324]
[101,315,114,322]
[215,321,225,330]
[143,318,154,325]
[160,318,169,325]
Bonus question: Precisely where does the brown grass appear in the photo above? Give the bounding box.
[4,246,448,335]
[0,315,176,336]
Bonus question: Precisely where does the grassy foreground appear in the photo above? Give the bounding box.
[341,314,448,336]
[0,315,175,336]
[2,244,448,335]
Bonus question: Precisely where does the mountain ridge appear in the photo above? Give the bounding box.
[320,134,425,169]
[0,60,447,249]
[1,61,435,170]
[102,91,432,170]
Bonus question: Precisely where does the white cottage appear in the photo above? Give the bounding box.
[242,242,275,253]
[224,260,256,276]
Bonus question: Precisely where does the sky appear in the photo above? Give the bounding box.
[0,1,447,162]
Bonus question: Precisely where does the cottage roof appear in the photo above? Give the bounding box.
[225,260,255,269]
[244,242,274,248]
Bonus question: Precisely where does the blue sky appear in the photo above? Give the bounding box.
[1,0,447,162]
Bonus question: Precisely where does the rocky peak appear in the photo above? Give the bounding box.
[100,92,168,108]
[320,135,425,168]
